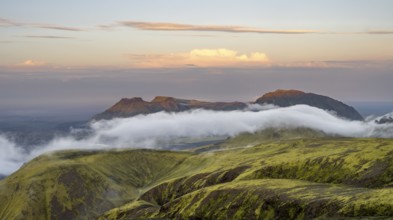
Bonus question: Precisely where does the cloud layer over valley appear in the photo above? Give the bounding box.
[1,105,393,176]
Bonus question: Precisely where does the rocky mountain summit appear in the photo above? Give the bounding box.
[93,96,246,120]
[93,90,364,121]
[256,89,364,121]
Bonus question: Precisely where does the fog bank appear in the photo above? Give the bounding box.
[0,104,392,176]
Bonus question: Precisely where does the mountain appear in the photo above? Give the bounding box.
[256,89,364,121]
[93,96,247,120]
[93,90,364,121]
[376,116,393,124]
[375,112,393,124]
[2,131,393,219]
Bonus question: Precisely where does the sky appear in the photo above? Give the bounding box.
[0,0,393,114]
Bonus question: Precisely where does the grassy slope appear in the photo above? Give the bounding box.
[0,149,210,219]
[102,137,393,219]
[1,131,393,219]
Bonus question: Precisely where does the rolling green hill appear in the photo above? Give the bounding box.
[0,150,209,219]
[1,130,393,219]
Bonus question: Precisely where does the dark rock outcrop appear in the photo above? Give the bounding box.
[255,89,364,121]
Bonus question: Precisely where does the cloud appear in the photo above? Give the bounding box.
[0,18,22,27]
[366,30,393,35]
[0,17,85,32]
[267,60,393,69]
[19,60,47,67]
[24,35,74,39]
[35,25,84,32]
[125,48,269,68]
[0,137,25,175]
[107,21,393,35]
[3,17,393,35]
[119,21,318,34]
[1,105,393,176]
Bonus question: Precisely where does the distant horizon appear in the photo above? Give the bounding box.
[1,95,392,120]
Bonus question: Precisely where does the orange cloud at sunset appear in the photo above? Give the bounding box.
[19,60,47,67]
[119,21,318,34]
[126,49,269,68]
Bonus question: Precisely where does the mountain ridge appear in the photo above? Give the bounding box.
[93,90,364,121]
[93,96,247,120]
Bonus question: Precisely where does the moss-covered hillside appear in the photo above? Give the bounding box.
[1,131,393,219]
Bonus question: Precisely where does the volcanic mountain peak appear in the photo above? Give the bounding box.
[92,96,247,120]
[151,96,177,103]
[110,98,148,111]
[256,89,364,121]
[109,97,151,112]
[261,89,305,98]
[118,97,145,104]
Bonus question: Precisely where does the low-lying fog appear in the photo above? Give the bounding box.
[0,104,392,176]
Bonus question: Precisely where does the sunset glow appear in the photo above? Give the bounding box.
[0,0,392,110]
